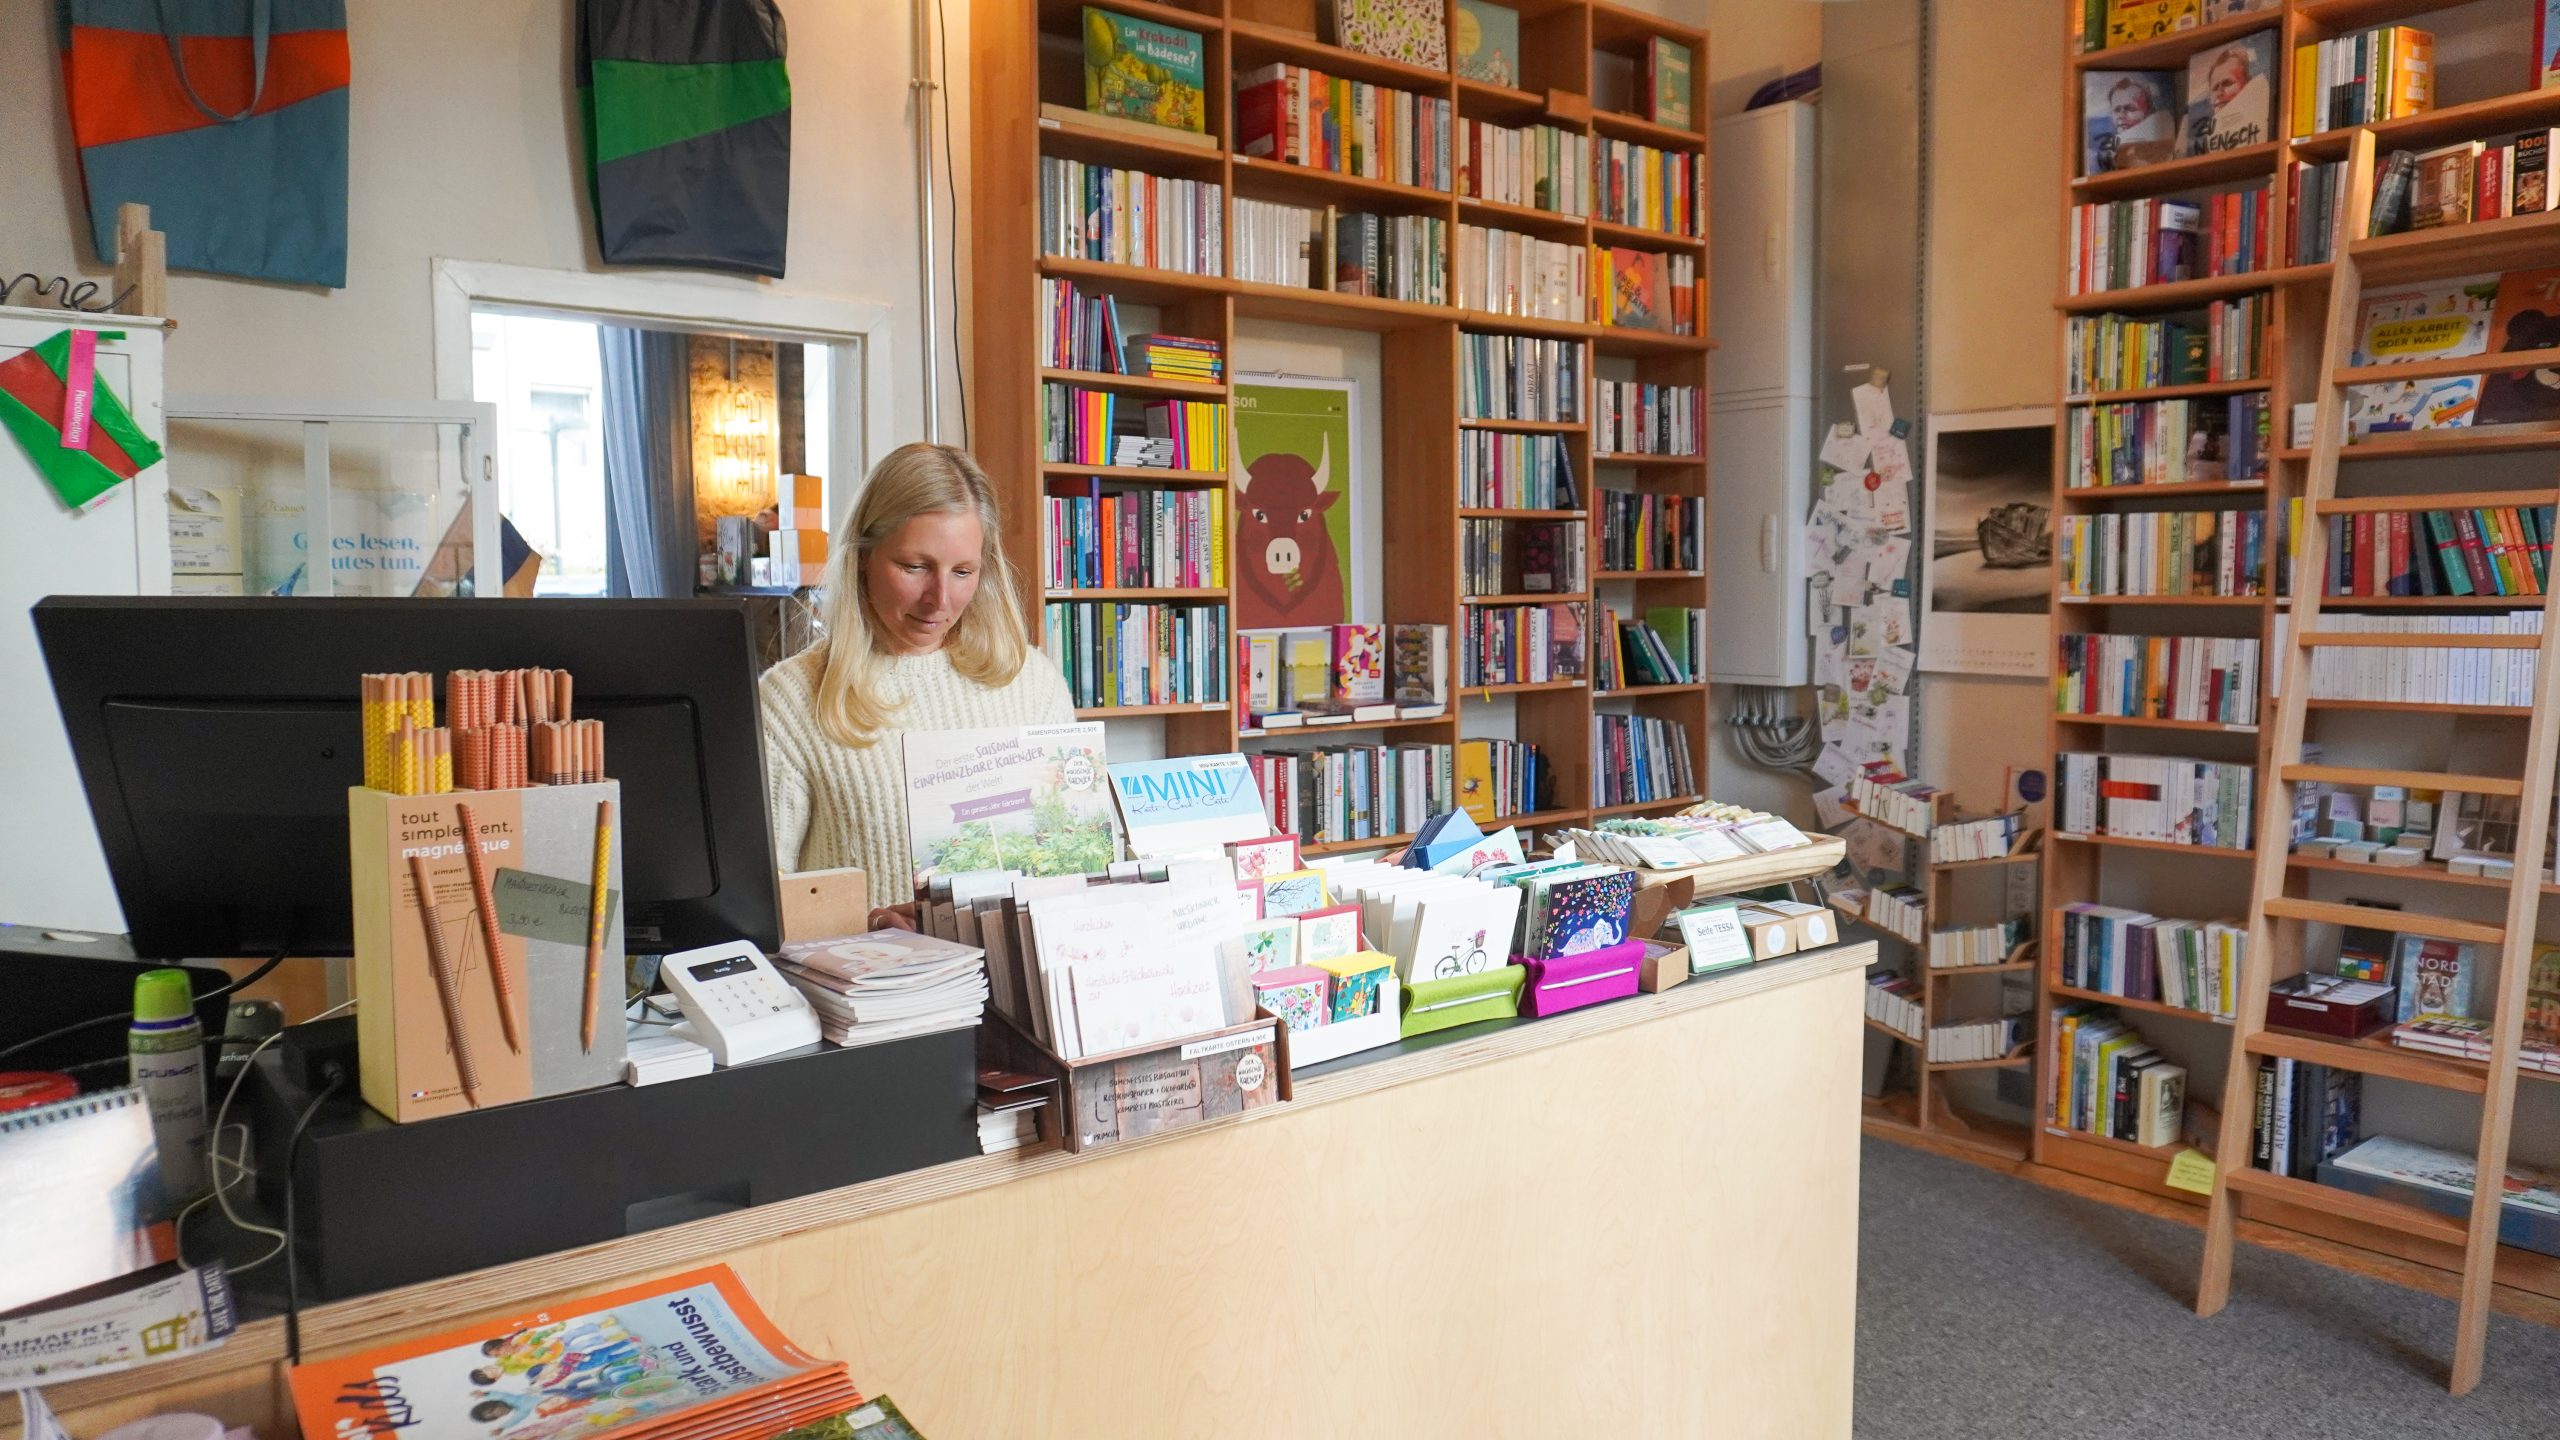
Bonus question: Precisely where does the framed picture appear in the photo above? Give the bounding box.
[1919,408,2055,678]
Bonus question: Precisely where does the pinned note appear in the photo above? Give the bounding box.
[2166,1148,2217,1195]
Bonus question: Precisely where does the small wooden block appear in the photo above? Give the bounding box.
[780,866,871,944]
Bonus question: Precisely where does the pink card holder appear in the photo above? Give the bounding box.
[1518,940,1645,1018]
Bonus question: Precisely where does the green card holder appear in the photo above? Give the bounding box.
[1399,964,1528,1039]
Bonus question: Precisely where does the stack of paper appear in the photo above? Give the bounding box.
[777,929,990,1047]
[623,1029,715,1086]
[978,1066,1055,1154]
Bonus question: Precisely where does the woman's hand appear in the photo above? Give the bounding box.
[869,902,921,932]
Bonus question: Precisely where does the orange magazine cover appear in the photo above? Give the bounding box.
[288,1265,852,1440]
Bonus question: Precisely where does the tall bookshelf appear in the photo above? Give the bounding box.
[2044,0,2560,1335]
[971,0,1715,853]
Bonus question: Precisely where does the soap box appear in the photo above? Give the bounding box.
[349,782,626,1123]
[1734,904,1796,960]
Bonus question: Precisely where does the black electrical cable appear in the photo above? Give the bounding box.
[280,1069,343,1365]
[936,0,969,446]
[0,949,289,1066]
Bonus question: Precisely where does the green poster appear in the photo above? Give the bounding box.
[1231,377,1357,631]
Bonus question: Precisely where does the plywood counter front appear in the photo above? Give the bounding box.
[33,941,1874,1440]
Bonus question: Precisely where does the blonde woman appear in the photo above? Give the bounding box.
[759,443,1075,907]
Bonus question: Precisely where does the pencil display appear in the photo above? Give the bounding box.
[363,666,608,793]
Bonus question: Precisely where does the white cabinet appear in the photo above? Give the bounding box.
[1708,101,1817,686]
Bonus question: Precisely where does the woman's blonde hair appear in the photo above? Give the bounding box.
[810,443,1029,746]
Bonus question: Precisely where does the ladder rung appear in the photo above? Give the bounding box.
[2262,897,2507,946]
[2221,1167,2471,1245]
[2313,489,2560,515]
[2333,343,2560,387]
[2279,764,2524,798]
[2295,631,2544,649]
[2248,1028,2489,1094]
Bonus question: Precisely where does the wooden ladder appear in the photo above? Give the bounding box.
[2193,130,2560,1395]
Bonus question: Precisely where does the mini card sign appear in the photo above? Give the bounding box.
[903,723,1120,880]
[1107,753,1271,858]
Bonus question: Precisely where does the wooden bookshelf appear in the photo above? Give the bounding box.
[972,0,1713,842]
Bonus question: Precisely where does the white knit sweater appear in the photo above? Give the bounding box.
[759,644,1078,891]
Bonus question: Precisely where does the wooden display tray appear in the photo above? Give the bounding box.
[1626,833,1849,942]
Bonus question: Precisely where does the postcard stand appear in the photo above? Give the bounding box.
[1519,940,1647,1017]
[980,1011,1292,1154]
[1398,965,1528,1038]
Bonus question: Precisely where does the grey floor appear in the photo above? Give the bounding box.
[1856,1137,2560,1438]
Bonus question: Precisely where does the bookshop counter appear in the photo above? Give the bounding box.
[35,941,1874,1440]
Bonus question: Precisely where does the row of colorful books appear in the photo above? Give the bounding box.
[1233,197,1449,303]
[1594,487,1704,573]
[1041,385,1229,470]
[1462,517,1585,598]
[2292,24,2432,137]
[2064,393,2269,488]
[2339,269,2560,437]
[1847,768,1943,837]
[1866,973,1923,1039]
[1929,918,2028,970]
[2301,612,2543,709]
[1460,600,1585,687]
[1043,600,1227,709]
[2056,751,2256,849]
[1592,245,1698,334]
[2380,130,2560,235]
[2052,1005,2187,1148]
[1127,333,1221,382]
[2063,298,2267,395]
[1593,135,1703,238]
[1040,276,1128,375]
[2309,504,2553,599]
[2055,632,2261,727]
[1460,431,1578,509]
[2249,1058,2360,1180]
[2288,158,2346,266]
[1037,158,1221,275]
[1244,742,1453,848]
[2058,508,2271,597]
[1930,812,2023,863]
[1458,224,1586,321]
[1462,331,1582,423]
[2055,903,2243,1018]
[1235,62,1454,191]
[2066,185,2271,296]
[1594,378,1701,456]
[1239,622,1447,723]
[1593,713,1697,811]
[1595,604,1702,691]
[1456,117,1587,216]
[1041,482,1225,591]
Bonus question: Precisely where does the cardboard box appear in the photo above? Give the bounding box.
[1735,904,1796,960]
[166,484,242,573]
[980,1011,1289,1153]
[1760,899,1838,950]
[770,527,828,564]
[350,782,627,1122]
[1637,938,1690,993]
[780,473,823,512]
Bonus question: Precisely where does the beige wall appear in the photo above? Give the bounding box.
[1915,0,2062,817]
[1704,0,1820,118]
[2,0,964,451]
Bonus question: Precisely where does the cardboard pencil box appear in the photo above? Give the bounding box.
[349,782,626,1122]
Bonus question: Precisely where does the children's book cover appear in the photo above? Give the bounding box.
[2396,936,2478,1022]
[1083,7,1207,133]
[1607,247,1670,331]
[1331,622,1385,702]
[904,724,1120,882]
[1535,870,1635,958]
[2105,0,2200,47]
[2477,266,2560,425]
[1643,37,1694,129]
[1454,0,1520,87]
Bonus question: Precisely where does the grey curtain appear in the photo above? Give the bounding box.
[596,325,696,598]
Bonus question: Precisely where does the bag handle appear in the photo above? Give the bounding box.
[155,0,273,125]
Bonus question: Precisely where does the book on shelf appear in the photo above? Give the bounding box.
[2290,26,2432,138]
[1455,0,1520,86]
[2064,300,2266,393]
[1593,136,1703,238]
[1457,117,1588,215]
[1332,622,1386,703]
[2056,903,2242,1016]
[1594,605,1702,691]
[2325,1136,2560,1237]
[1866,883,1926,946]
[2390,1017,2560,1075]
[2066,186,2268,295]
[1928,1016,2021,1064]
[2545,1,2560,92]
[1319,0,1448,70]
[1463,517,1586,597]
[1039,101,1215,150]
[1595,379,1701,456]
[2335,131,2560,237]
[1457,224,1586,320]
[2300,504,2552,599]
[1390,621,1448,707]
[2051,1003,2188,1147]
[2055,633,2260,726]
[1847,769,1942,835]
[1461,601,1584,686]
[1462,333,1584,423]
[2370,147,2420,236]
[1041,277,1131,374]
[2063,393,2268,487]
[1641,37,1694,130]
[1331,210,1450,303]
[1461,431,1579,509]
[1596,488,1705,572]
[2395,934,2479,1024]
[1038,156,1223,274]
[1866,972,1923,1039]
[1125,332,1223,382]
[1241,622,1437,723]
[1042,480,1226,590]
[2409,141,2480,231]
[2248,1057,2359,1178]
[2181,30,2274,156]
[2081,70,2180,174]
[2057,752,2256,848]
[2481,266,2560,427]
[1931,919,2030,970]
[1043,384,1230,470]
[1233,62,1453,191]
[1044,599,1230,709]
[1593,712,1696,810]
[2058,508,2268,596]
[1455,736,1551,825]
[1234,196,1328,289]
[1082,6,1208,135]
[1591,245,1698,334]
[2288,159,2342,265]
[1931,812,2025,863]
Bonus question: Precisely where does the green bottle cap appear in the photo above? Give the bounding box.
[132,968,195,1024]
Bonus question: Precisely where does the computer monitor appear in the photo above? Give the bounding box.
[33,597,782,959]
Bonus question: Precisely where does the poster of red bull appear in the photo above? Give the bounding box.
[1231,377,1360,632]
[287,1265,859,1440]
